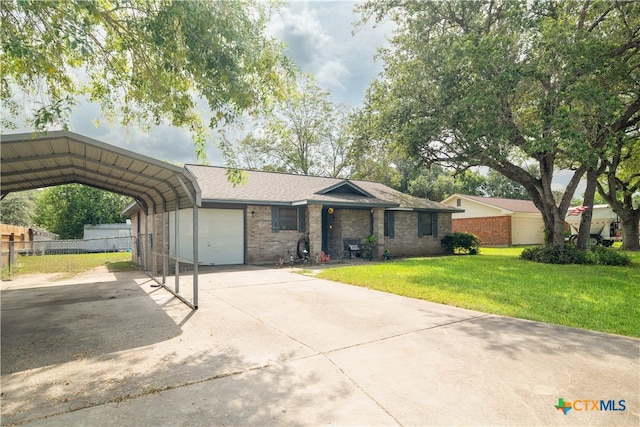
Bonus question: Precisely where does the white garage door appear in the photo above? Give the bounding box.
[169,208,244,265]
[512,215,545,245]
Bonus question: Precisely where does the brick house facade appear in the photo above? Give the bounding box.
[441,194,544,246]
[452,216,512,246]
[128,167,463,268]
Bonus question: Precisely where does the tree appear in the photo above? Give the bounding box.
[407,165,489,201]
[407,165,458,201]
[0,190,38,227]
[482,169,530,200]
[348,123,487,200]
[356,0,640,247]
[233,74,351,177]
[597,136,640,250]
[455,169,486,197]
[1,0,290,162]
[34,184,131,239]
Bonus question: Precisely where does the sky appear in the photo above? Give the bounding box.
[8,1,390,167]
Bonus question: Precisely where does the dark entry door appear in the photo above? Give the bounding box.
[321,207,329,253]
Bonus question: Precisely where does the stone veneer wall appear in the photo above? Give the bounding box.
[131,206,454,269]
[246,205,309,264]
[383,212,450,257]
[328,209,371,259]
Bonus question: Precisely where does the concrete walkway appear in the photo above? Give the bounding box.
[1,266,638,426]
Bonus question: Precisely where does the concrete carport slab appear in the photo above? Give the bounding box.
[1,266,638,426]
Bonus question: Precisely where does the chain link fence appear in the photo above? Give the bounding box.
[1,237,134,275]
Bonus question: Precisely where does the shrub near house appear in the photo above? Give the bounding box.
[520,245,631,266]
[441,232,480,255]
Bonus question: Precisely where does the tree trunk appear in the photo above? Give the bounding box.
[552,211,566,247]
[492,157,585,248]
[596,168,640,251]
[539,207,567,247]
[576,167,597,250]
[620,211,640,251]
[537,158,568,247]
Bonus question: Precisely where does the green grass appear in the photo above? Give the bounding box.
[317,248,640,337]
[2,252,138,280]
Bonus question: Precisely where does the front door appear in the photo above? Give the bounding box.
[321,207,329,253]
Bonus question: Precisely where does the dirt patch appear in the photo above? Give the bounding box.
[1,273,60,289]
[1,265,112,290]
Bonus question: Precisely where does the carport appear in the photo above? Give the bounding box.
[0,131,202,308]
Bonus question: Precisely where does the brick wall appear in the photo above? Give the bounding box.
[307,205,322,261]
[133,207,455,270]
[246,205,308,264]
[452,216,511,246]
[327,209,372,258]
[383,212,450,257]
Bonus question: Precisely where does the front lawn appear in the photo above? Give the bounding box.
[317,247,640,337]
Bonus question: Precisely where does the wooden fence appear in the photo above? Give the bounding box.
[0,224,33,274]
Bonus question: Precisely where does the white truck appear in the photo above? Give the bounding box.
[565,204,621,247]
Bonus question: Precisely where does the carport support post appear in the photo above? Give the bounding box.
[162,203,167,284]
[192,204,198,308]
[143,207,149,270]
[173,202,180,294]
[174,201,180,293]
[151,203,156,273]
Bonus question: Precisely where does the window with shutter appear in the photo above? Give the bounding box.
[418,212,433,237]
[384,211,395,238]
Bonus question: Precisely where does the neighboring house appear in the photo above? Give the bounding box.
[441,194,544,246]
[126,166,463,267]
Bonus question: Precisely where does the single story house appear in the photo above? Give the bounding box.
[126,166,463,269]
[440,194,544,246]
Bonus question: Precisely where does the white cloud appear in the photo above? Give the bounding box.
[315,59,350,90]
[268,1,390,105]
[269,5,332,69]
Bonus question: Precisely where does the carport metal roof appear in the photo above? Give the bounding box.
[1,131,202,309]
[1,131,201,213]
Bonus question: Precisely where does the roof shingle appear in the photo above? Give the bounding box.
[186,165,461,212]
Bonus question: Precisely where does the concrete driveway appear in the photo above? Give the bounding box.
[1,265,638,426]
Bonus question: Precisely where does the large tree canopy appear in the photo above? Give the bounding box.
[233,74,352,177]
[356,0,640,247]
[1,0,290,160]
[0,190,37,227]
[34,184,130,239]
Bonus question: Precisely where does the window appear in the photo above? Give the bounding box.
[418,212,438,237]
[384,211,395,238]
[456,198,461,207]
[272,207,306,232]
[279,208,297,230]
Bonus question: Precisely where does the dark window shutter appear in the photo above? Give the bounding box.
[433,213,438,238]
[272,207,280,232]
[389,211,395,238]
[298,208,306,232]
[417,212,423,237]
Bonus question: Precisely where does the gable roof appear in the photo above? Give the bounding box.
[441,194,540,214]
[316,181,373,198]
[186,165,462,212]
